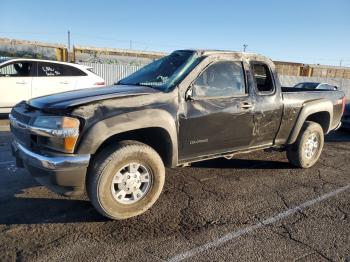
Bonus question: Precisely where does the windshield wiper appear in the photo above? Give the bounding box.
[117,81,162,90]
[116,81,152,87]
[134,82,156,88]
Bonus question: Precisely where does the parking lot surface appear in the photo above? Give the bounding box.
[0,122,349,262]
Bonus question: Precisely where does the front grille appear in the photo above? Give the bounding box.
[11,108,32,124]
[11,125,31,147]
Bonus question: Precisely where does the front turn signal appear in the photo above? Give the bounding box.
[64,136,79,153]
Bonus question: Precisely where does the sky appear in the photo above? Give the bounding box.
[1,0,350,66]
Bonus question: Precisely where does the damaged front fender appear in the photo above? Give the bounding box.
[75,109,178,167]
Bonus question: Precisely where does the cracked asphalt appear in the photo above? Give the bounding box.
[0,121,349,262]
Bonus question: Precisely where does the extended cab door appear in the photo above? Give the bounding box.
[0,60,34,111]
[32,62,77,98]
[179,60,254,160]
[249,62,283,146]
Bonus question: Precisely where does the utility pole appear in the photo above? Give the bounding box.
[243,44,248,52]
[339,59,342,67]
[129,40,132,50]
[67,30,71,62]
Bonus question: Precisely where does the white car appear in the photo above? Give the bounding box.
[294,82,337,90]
[0,58,105,113]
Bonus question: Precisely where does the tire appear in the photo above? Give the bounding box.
[86,140,165,220]
[286,121,324,168]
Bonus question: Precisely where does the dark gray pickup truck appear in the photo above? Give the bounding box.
[10,50,346,220]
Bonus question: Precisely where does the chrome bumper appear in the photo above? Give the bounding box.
[12,140,90,171]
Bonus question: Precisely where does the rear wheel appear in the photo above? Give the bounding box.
[87,141,165,220]
[286,121,324,168]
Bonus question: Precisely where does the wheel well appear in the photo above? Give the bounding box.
[305,111,330,133]
[94,127,173,167]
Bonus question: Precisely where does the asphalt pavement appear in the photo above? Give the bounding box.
[0,121,349,262]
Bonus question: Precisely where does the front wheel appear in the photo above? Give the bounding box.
[286,121,324,168]
[87,141,165,220]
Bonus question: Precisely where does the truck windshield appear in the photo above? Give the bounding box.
[118,50,200,91]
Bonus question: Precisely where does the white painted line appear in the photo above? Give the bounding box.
[168,184,350,262]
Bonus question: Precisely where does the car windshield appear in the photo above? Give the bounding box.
[118,50,200,91]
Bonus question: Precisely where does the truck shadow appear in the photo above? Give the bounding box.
[0,113,9,119]
[325,129,350,142]
[0,158,290,226]
[192,157,293,169]
[0,195,108,225]
[0,155,107,225]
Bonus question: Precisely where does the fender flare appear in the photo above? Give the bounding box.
[287,99,333,144]
[76,109,178,167]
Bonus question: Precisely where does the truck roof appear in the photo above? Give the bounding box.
[183,49,273,63]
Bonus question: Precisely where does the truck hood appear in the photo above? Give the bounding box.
[28,85,160,110]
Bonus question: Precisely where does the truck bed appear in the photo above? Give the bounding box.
[275,87,345,145]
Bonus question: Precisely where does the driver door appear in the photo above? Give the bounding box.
[179,60,254,160]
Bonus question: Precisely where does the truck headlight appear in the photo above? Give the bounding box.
[33,116,80,153]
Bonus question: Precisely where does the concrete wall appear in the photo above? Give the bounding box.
[0,38,66,61]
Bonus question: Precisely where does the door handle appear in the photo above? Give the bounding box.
[60,81,69,84]
[240,102,253,109]
[16,81,26,84]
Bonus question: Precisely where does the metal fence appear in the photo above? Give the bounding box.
[80,62,350,99]
[80,63,142,85]
[0,64,16,75]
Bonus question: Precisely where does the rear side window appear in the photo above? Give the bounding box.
[37,63,87,77]
[251,63,274,94]
[64,65,87,76]
[38,62,65,77]
[0,61,35,77]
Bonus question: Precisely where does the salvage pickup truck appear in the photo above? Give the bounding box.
[10,50,346,220]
